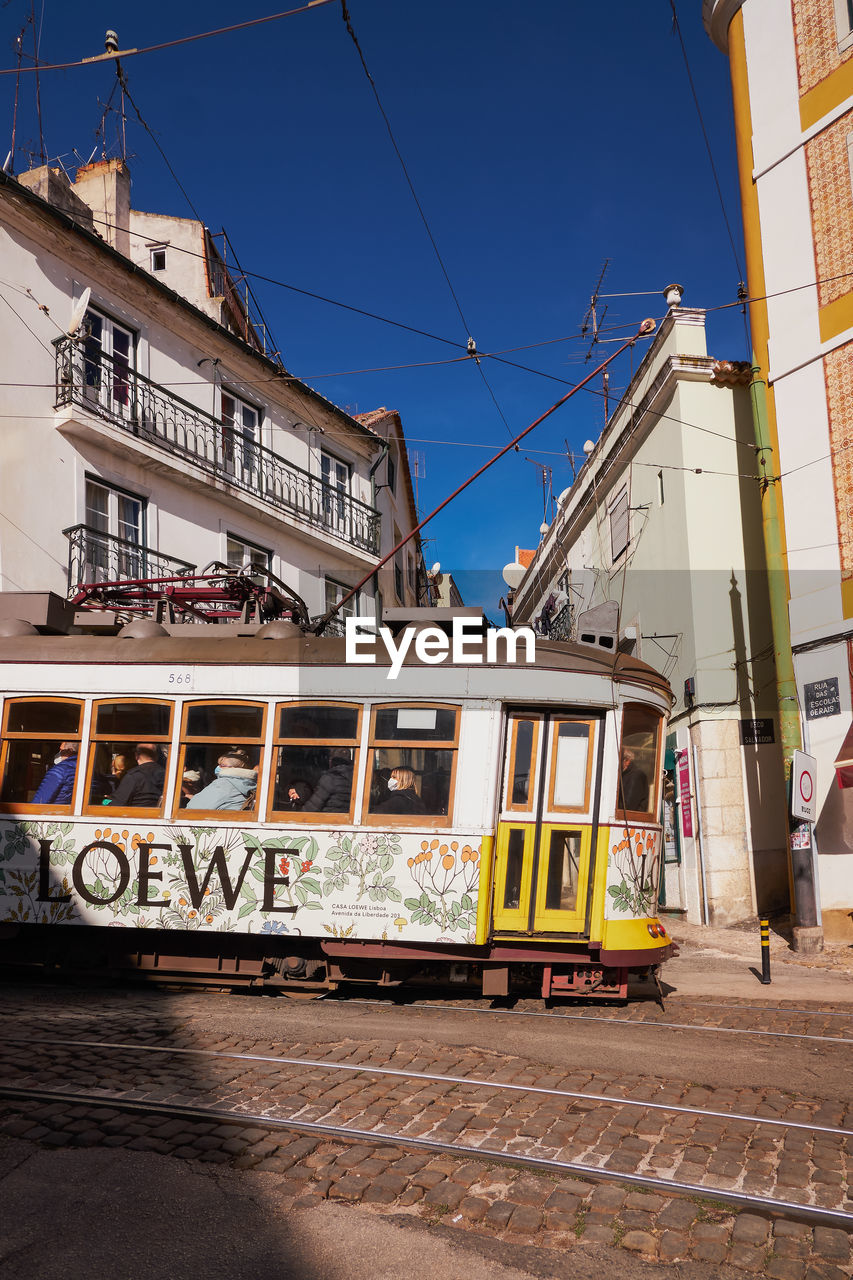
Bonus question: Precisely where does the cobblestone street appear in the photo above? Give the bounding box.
[0,970,851,1279]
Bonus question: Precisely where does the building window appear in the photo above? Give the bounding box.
[226,535,271,574]
[407,557,416,596]
[84,477,145,581]
[324,577,358,636]
[220,390,260,479]
[150,246,167,272]
[394,560,404,603]
[834,0,853,49]
[83,308,135,419]
[321,452,350,535]
[387,451,397,495]
[609,487,629,562]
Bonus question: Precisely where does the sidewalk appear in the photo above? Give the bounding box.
[661,915,853,1003]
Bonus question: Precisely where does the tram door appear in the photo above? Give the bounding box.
[492,711,600,935]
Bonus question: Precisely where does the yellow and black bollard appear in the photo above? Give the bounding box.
[759,917,771,985]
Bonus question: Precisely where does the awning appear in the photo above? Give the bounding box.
[833,720,853,789]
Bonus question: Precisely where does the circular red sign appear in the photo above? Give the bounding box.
[799,771,813,804]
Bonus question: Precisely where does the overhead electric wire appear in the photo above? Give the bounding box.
[668,0,744,286]
[338,0,515,440]
[59,211,853,361]
[0,1,339,76]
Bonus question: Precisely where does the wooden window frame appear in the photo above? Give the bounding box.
[503,714,542,814]
[362,701,460,828]
[84,697,174,820]
[615,703,663,824]
[545,717,596,816]
[0,696,84,814]
[172,699,267,822]
[268,700,362,825]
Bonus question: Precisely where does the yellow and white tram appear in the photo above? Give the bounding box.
[0,606,675,998]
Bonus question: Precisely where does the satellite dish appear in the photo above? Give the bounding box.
[67,287,91,337]
[430,562,441,576]
[502,561,526,590]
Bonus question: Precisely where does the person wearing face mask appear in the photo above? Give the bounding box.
[32,741,79,804]
[186,749,258,811]
[373,766,426,815]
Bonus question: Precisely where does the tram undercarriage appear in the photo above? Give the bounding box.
[0,923,665,1000]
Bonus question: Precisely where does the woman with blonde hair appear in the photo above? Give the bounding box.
[374,765,426,815]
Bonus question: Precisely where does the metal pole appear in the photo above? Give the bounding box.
[691,742,710,926]
[759,916,771,984]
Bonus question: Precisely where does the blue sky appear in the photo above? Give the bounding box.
[3,1,747,610]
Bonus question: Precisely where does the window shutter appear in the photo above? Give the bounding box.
[610,488,629,561]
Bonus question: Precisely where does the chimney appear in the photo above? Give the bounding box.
[16,164,94,231]
[72,158,131,257]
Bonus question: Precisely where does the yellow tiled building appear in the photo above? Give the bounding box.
[705,0,853,939]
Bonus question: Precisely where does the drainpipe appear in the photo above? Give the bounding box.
[691,740,710,926]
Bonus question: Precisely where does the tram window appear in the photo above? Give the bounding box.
[549,720,593,812]
[0,698,83,808]
[503,829,525,910]
[507,718,539,810]
[176,701,265,817]
[365,704,459,824]
[271,702,360,821]
[86,700,173,812]
[617,704,662,818]
[543,830,581,912]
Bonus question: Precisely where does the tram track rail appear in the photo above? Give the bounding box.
[4,1035,853,1139]
[1,1080,851,1232]
[345,996,853,1045]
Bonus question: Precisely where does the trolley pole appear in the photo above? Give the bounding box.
[759,917,771,985]
[315,319,656,634]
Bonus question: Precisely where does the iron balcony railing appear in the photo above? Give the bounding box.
[54,336,381,556]
[548,600,573,641]
[63,524,196,596]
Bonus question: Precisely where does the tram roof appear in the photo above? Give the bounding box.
[0,629,672,702]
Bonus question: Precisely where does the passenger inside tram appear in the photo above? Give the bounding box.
[31,741,79,805]
[372,765,426,815]
[183,747,259,811]
[107,743,167,807]
[287,749,353,812]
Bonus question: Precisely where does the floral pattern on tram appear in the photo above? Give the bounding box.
[604,825,661,920]
[0,819,483,943]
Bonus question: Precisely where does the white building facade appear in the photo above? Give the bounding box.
[0,159,422,631]
[511,308,788,927]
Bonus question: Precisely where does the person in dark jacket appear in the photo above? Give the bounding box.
[618,747,649,811]
[289,751,353,812]
[107,743,165,807]
[373,766,426,815]
[32,742,78,804]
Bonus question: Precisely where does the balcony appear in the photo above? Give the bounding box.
[548,600,573,641]
[54,337,381,557]
[64,524,195,596]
